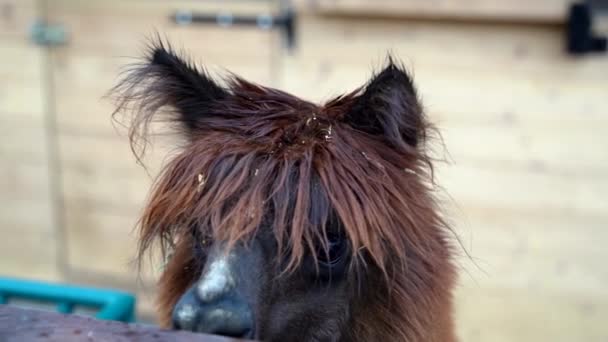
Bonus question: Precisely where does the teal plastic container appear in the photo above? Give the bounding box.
[0,276,135,322]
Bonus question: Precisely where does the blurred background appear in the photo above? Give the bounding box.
[1,0,607,341]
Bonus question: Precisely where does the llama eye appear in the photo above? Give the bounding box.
[317,235,348,268]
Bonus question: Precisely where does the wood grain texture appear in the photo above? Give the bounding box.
[0,0,37,37]
[0,159,58,281]
[296,0,571,23]
[0,305,250,342]
[455,286,608,342]
[0,1,59,283]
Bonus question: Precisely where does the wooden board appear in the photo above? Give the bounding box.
[0,231,60,282]
[451,207,608,294]
[0,0,37,38]
[0,305,251,341]
[437,163,608,216]
[62,200,140,277]
[0,163,59,282]
[0,39,48,162]
[454,286,608,342]
[0,1,60,283]
[281,16,608,82]
[297,0,571,23]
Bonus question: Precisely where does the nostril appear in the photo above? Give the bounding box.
[172,303,199,332]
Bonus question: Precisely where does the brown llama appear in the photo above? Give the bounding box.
[113,40,457,342]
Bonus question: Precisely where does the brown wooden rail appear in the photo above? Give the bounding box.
[0,305,250,342]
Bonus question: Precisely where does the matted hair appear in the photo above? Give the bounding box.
[112,40,456,341]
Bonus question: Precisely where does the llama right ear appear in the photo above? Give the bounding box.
[344,60,424,149]
[131,44,229,133]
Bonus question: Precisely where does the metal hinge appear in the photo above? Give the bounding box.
[171,7,296,49]
[29,20,68,46]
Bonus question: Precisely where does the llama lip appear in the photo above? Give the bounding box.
[174,303,198,330]
[197,306,254,338]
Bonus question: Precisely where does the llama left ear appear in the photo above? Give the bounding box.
[147,46,229,133]
[345,61,424,148]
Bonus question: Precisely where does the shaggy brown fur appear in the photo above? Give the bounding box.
[113,40,456,341]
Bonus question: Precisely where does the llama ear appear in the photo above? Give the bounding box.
[345,60,424,148]
[144,44,228,132]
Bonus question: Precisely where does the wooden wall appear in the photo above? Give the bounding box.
[0,0,60,282]
[1,0,607,340]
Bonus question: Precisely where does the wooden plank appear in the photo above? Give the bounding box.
[57,133,169,214]
[439,120,608,176]
[0,161,52,203]
[0,0,58,284]
[417,70,608,123]
[0,0,37,38]
[281,16,608,85]
[454,286,608,342]
[62,207,163,285]
[0,199,53,234]
[50,0,276,135]
[62,199,141,277]
[0,164,57,282]
[0,118,48,161]
[452,208,608,296]
[437,163,608,217]
[59,158,153,213]
[297,0,571,24]
[49,0,276,51]
[0,40,45,119]
[0,306,251,342]
[0,230,60,282]
[0,208,59,283]
[58,131,170,172]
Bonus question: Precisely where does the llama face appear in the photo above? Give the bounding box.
[113,41,456,342]
[171,213,354,340]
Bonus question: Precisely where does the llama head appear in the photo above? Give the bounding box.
[113,41,456,342]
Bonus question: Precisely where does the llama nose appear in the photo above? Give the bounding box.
[172,286,254,338]
[173,252,254,338]
[196,256,235,302]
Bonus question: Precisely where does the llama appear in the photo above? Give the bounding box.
[113,41,456,342]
